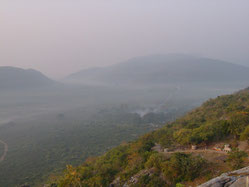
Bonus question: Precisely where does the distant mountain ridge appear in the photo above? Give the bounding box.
[0,66,54,90]
[66,54,249,86]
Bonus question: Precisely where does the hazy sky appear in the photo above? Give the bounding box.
[1,0,249,78]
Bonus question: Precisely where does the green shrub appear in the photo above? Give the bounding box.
[240,125,249,141]
[226,148,248,169]
[162,153,206,184]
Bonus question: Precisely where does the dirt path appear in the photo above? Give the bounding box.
[153,144,227,155]
[163,149,227,155]
[0,140,8,162]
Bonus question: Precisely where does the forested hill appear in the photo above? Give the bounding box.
[0,66,54,90]
[66,54,249,86]
[48,87,249,187]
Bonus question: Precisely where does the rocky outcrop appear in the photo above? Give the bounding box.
[198,166,249,187]
[110,168,156,187]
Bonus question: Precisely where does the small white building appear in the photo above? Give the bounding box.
[164,148,169,153]
[223,144,232,152]
[192,145,197,150]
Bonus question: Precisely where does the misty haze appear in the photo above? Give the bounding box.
[0,1,249,187]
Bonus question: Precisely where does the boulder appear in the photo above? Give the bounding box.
[198,166,249,187]
[229,177,247,187]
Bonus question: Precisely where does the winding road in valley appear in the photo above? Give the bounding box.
[0,140,8,163]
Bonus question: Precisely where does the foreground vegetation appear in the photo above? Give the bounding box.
[49,88,249,186]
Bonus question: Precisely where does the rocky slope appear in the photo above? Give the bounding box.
[199,166,249,187]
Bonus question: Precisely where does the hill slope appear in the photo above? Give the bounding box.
[66,54,249,86]
[0,66,54,90]
[48,87,249,187]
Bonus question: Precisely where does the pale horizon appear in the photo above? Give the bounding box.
[1,0,249,78]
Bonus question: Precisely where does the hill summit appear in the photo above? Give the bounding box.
[0,66,54,90]
[66,54,249,86]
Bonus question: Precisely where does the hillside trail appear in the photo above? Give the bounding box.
[0,139,8,163]
[162,149,227,155]
[153,144,227,155]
